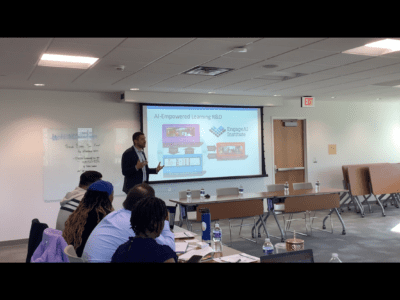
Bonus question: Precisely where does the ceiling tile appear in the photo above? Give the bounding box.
[344,57,400,70]
[156,52,215,66]
[173,38,245,56]
[278,63,333,74]
[311,53,370,67]
[52,38,125,46]
[201,56,263,70]
[46,40,119,58]
[270,48,338,63]
[140,62,196,75]
[28,66,86,83]
[90,59,148,73]
[103,47,169,63]
[202,37,262,45]
[223,45,294,60]
[215,79,272,90]
[301,38,384,52]
[0,38,51,54]
[254,38,327,48]
[149,74,210,88]
[119,38,195,51]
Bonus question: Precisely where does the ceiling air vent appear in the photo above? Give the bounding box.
[183,66,234,76]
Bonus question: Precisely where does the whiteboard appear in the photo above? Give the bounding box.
[43,127,135,202]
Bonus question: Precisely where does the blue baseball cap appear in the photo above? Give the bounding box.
[87,180,114,196]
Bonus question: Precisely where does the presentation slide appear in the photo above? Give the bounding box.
[142,104,265,182]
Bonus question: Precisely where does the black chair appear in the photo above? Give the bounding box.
[26,218,48,263]
[260,249,314,263]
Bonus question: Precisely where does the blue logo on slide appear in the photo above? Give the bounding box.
[210,126,226,137]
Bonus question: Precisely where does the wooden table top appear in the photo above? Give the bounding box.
[170,187,348,205]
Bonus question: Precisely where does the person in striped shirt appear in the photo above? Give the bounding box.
[56,171,102,231]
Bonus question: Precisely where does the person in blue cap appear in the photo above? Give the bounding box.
[63,180,114,257]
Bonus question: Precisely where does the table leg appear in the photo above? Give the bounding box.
[322,209,334,229]
[178,204,184,227]
[271,210,285,242]
[333,208,346,235]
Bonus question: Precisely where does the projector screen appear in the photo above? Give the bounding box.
[141,104,266,183]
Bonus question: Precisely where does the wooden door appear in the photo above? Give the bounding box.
[273,119,306,189]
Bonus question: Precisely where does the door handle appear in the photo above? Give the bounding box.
[276,167,305,171]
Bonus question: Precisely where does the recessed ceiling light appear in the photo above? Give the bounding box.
[130,88,139,90]
[34,83,45,86]
[38,53,99,69]
[331,96,336,98]
[343,39,400,56]
[208,92,216,94]
[273,95,281,96]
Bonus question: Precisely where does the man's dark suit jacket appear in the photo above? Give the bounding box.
[121,146,157,194]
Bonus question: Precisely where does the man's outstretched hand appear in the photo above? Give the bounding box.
[156,162,164,173]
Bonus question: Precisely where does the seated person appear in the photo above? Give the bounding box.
[82,183,175,262]
[111,196,177,263]
[62,180,114,257]
[56,171,102,231]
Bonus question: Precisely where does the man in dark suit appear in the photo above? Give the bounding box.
[121,132,164,194]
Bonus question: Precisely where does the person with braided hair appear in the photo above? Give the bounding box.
[82,183,175,263]
[63,180,114,257]
[111,196,177,263]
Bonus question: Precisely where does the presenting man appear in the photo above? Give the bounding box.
[121,132,164,194]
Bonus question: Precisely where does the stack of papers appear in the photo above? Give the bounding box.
[174,231,196,239]
[175,241,198,254]
[213,253,260,263]
[178,246,214,262]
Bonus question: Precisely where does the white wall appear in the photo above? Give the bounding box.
[0,90,139,242]
[1,89,399,242]
[262,99,400,189]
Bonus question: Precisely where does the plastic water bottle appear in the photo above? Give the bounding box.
[329,253,342,263]
[315,180,320,192]
[284,182,289,194]
[186,189,192,201]
[239,185,244,194]
[262,238,274,255]
[212,222,222,252]
[200,187,205,199]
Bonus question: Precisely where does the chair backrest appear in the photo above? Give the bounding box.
[179,190,201,199]
[26,218,49,263]
[260,249,314,263]
[266,184,285,192]
[64,245,85,263]
[216,187,239,196]
[342,180,349,190]
[293,182,313,190]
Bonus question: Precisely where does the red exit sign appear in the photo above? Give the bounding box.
[301,96,315,107]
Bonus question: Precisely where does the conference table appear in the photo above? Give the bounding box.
[170,187,348,243]
[260,187,348,239]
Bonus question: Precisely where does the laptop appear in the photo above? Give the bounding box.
[260,249,314,263]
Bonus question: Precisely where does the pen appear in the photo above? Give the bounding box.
[184,232,189,237]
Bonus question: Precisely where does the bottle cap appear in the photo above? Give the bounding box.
[332,253,338,258]
[265,238,270,242]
